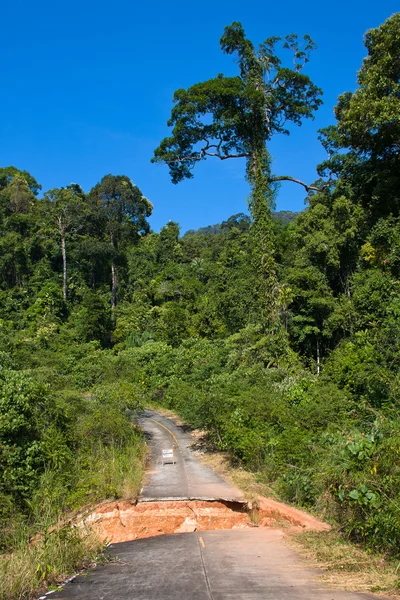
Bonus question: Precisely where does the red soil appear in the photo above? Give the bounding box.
[78,496,329,544]
[256,496,331,531]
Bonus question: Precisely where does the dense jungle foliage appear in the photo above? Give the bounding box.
[1,14,400,589]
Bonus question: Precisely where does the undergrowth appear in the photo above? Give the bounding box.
[0,355,146,600]
[0,523,103,600]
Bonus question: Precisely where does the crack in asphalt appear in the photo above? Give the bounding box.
[196,533,214,600]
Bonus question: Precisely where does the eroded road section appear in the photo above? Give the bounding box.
[52,410,387,600]
[137,409,243,502]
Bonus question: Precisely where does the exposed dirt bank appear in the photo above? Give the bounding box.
[78,496,329,544]
[80,500,252,543]
[256,496,331,531]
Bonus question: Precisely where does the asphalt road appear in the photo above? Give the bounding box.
[51,529,382,600]
[136,409,244,502]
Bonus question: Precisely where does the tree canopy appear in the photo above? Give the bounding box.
[153,22,322,200]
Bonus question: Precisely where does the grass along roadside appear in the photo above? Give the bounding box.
[0,450,144,600]
[0,524,103,600]
[287,530,400,597]
[0,424,146,600]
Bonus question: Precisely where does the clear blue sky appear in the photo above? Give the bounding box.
[1,0,398,232]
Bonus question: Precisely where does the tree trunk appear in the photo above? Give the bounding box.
[316,339,320,376]
[248,149,279,331]
[61,232,67,302]
[110,232,117,315]
[111,259,117,313]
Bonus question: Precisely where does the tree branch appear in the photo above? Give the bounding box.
[163,139,251,164]
[203,151,249,160]
[271,175,323,192]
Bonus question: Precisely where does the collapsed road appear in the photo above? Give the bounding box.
[49,409,388,600]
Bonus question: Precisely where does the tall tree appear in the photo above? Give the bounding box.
[0,166,41,197]
[335,13,400,161]
[318,13,400,229]
[284,13,400,361]
[152,23,322,194]
[153,22,322,324]
[88,175,152,313]
[0,168,40,288]
[42,184,88,302]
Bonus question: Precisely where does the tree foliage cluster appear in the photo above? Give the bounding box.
[1,13,400,565]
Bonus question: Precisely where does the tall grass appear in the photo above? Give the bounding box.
[0,430,145,600]
[0,522,102,600]
[69,440,145,506]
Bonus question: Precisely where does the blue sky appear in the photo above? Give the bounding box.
[1,0,398,232]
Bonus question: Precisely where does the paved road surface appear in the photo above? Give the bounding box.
[51,529,382,600]
[137,409,243,501]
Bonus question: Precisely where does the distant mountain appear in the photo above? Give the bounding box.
[184,224,221,236]
[272,210,300,225]
[184,213,251,237]
[184,210,300,237]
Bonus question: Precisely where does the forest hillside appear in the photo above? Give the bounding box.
[1,14,400,597]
